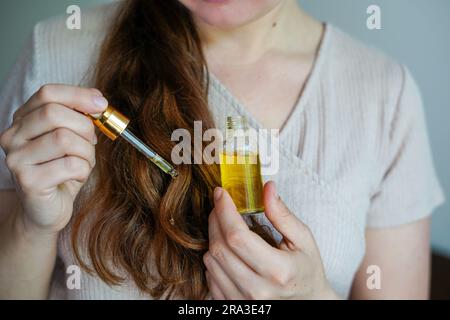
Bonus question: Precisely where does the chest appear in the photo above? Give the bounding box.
[208,53,315,130]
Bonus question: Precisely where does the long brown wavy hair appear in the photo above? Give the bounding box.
[72,0,275,300]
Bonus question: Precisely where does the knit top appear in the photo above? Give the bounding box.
[0,3,445,299]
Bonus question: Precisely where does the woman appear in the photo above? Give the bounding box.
[0,0,444,300]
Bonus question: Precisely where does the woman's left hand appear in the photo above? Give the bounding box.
[204,181,340,300]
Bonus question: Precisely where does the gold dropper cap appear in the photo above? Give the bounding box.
[91,106,130,141]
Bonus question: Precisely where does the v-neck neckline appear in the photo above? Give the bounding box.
[208,23,332,138]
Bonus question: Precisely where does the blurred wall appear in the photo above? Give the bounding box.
[0,0,449,255]
[0,0,112,80]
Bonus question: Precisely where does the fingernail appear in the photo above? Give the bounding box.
[214,187,223,201]
[93,134,98,145]
[90,113,103,119]
[91,88,104,97]
[92,96,108,111]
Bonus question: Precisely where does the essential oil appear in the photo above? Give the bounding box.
[219,117,264,215]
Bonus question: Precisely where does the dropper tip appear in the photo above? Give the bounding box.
[169,169,179,179]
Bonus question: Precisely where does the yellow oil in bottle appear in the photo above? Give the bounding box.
[219,152,265,215]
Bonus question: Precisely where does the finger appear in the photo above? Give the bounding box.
[14,103,97,146]
[14,156,91,193]
[14,84,108,121]
[212,188,299,283]
[9,128,96,168]
[206,271,226,300]
[203,252,244,300]
[264,181,313,251]
[0,125,18,154]
[209,210,283,279]
[209,212,269,294]
[207,243,270,300]
[213,187,249,234]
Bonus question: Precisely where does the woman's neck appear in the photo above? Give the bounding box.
[195,0,322,67]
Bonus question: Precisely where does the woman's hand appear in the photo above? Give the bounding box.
[0,84,108,237]
[204,181,340,300]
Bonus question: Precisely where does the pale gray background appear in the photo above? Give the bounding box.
[0,0,449,255]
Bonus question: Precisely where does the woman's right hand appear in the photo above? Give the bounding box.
[0,84,108,236]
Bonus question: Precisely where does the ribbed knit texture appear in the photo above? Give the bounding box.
[0,3,445,299]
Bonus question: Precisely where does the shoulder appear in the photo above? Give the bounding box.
[324,24,418,125]
[30,2,121,86]
[35,2,120,37]
[326,24,405,93]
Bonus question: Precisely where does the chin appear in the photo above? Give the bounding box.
[179,0,282,29]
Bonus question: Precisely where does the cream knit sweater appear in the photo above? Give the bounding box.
[0,3,444,299]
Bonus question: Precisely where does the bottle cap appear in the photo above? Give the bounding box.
[90,106,130,141]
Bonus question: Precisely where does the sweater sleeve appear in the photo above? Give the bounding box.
[0,26,41,190]
[366,65,445,228]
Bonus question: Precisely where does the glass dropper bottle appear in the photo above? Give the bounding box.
[87,106,179,178]
[219,116,265,215]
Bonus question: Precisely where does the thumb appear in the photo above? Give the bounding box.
[264,181,312,250]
